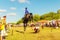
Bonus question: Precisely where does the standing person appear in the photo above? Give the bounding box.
[3,16,7,30]
[3,16,8,34]
[0,22,2,40]
[41,22,44,29]
[0,16,7,40]
[52,20,56,28]
[0,18,6,40]
[1,23,5,40]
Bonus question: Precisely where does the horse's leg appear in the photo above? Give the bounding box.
[24,23,26,31]
[24,23,27,31]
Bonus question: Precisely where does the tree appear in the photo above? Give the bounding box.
[40,12,56,20]
[57,9,60,14]
[16,19,23,24]
[33,14,40,21]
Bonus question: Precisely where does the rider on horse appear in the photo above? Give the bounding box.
[23,7,30,31]
[25,7,29,14]
[23,7,33,31]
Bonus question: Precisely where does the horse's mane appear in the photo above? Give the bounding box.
[22,13,33,22]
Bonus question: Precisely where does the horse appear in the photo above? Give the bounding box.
[22,13,33,31]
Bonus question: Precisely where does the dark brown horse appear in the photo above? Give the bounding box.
[23,13,33,31]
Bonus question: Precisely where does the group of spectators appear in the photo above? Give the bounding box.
[40,20,60,29]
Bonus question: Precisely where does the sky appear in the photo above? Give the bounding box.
[0,0,60,23]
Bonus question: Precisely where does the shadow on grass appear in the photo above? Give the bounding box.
[15,30,24,34]
[29,32,39,34]
[29,30,40,34]
[15,30,40,34]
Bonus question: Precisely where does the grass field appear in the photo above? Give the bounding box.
[5,27,60,40]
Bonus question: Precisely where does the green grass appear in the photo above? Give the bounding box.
[5,27,60,40]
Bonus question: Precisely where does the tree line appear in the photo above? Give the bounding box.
[16,9,60,24]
